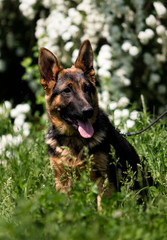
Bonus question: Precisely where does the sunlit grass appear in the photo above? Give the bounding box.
[0,108,167,240]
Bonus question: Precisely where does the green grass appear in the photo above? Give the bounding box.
[0,112,167,240]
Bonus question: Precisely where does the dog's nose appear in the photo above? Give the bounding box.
[82,106,94,119]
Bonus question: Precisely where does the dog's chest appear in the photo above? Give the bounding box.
[46,134,85,160]
[46,127,107,155]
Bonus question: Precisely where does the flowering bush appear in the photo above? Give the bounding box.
[20,0,167,116]
[0,101,31,156]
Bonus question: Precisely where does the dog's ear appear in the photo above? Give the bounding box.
[38,48,62,94]
[75,40,95,81]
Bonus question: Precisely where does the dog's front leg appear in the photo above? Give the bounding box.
[50,156,72,193]
[96,177,104,211]
[96,177,115,211]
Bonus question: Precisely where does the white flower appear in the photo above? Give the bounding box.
[35,19,45,38]
[64,42,74,51]
[97,45,112,67]
[72,49,79,63]
[13,125,22,133]
[114,119,120,126]
[114,109,122,120]
[94,22,103,31]
[150,73,160,83]
[138,29,154,44]
[11,104,29,118]
[102,90,110,103]
[46,11,71,38]
[68,8,82,25]
[121,77,131,86]
[19,0,36,19]
[129,46,139,56]
[156,25,166,36]
[13,135,23,146]
[144,28,154,39]
[153,2,167,17]
[118,97,129,107]
[109,102,117,110]
[126,119,135,129]
[14,114,26,127]
[62,32,71,41]
[97,45,113,77]
[122,109,129,118]
[4,101,12,109]
[10,108,18,118]
[69,25,79,36]
[115,68,126,77]
[0,134,23,155]
[122,41,132,52]
[138,31,147,44]
[98,68,111,78]
[99,100,106,110]
[157,37,163,44]
[98,57,112,69]
[23,123,30,136]
[42,0,50,8]
[6,151,11,158]
[11,104,30,118]
[77,0,92,13]
[102,24,110,39]
[16,103,30,114]
[0,135,8,149]
[146,15,157,28]
[130,111,138,120]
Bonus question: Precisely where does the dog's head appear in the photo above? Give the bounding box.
[38,40,98,138]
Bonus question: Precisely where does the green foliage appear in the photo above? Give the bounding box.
[21,46,45,107]
[0,111,167,240]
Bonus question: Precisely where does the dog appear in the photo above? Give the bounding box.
[38,40,142,210]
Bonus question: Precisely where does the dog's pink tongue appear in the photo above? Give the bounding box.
[78,120,94,138]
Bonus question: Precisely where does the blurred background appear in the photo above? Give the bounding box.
[0,0,167,117]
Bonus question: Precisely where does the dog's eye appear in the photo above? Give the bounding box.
[63,88,71,93]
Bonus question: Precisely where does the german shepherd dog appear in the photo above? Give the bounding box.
[38,40,142,209]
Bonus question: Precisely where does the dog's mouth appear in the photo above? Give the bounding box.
[65,117,94,138]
